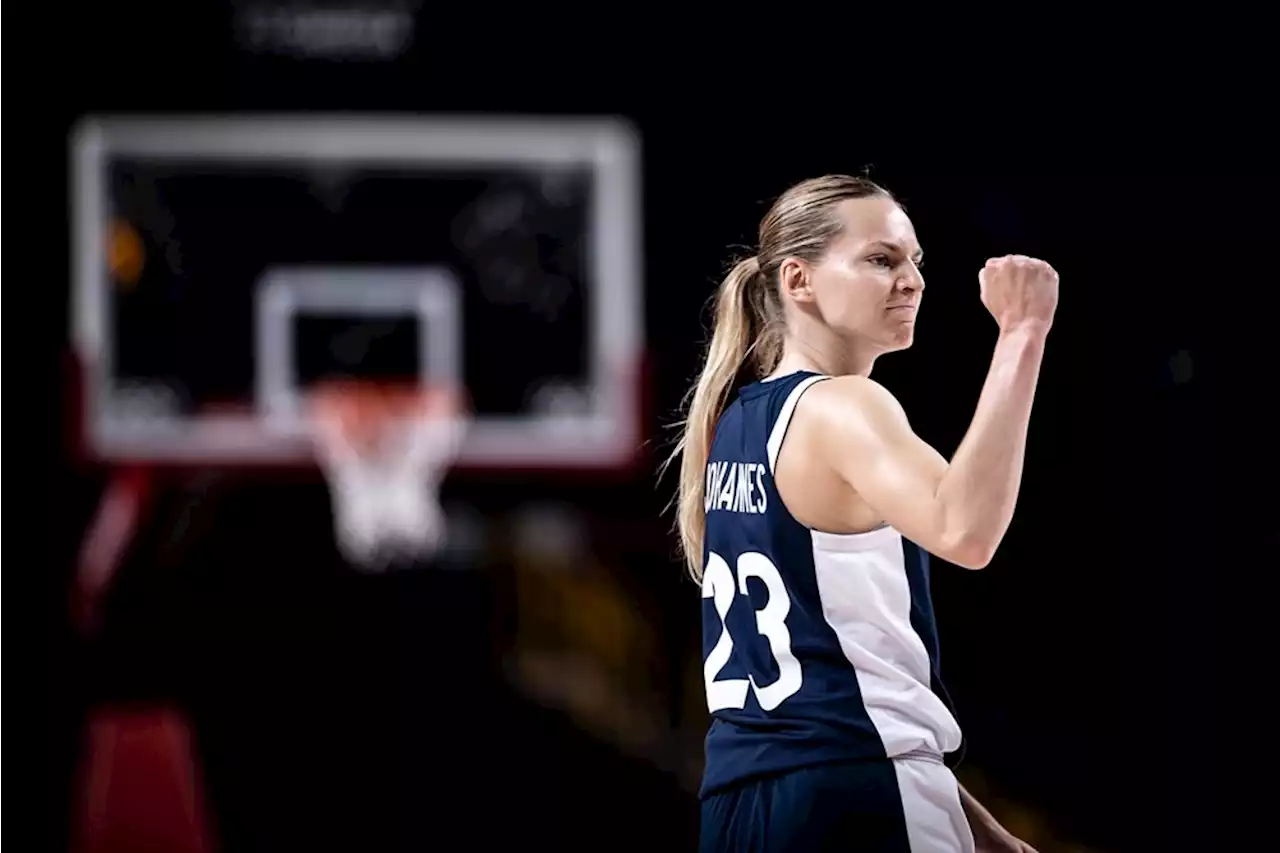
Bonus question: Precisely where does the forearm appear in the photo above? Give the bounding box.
[958,783,1001,831]
[936,324,1047,564]
[959,782,1032,851]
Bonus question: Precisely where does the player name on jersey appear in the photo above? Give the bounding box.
[705,461,768,515]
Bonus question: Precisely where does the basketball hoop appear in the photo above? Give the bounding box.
[308,381,468,569]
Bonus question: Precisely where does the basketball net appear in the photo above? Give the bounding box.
[308,381,467,569]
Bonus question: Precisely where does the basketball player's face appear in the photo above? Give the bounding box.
[808,197,925,351]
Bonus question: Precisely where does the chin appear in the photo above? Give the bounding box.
[885,327,915,352]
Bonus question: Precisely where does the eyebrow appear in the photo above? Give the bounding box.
[868,240,924,261]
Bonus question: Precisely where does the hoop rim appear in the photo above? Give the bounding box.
[307,379,466,412]
[306,380,469,445]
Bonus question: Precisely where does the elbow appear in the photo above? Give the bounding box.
[941,533,997,570]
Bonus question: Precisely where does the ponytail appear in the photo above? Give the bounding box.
[667,256,764,582]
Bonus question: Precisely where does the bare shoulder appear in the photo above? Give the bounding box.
[781,374,940,534]
[799,374,911,437]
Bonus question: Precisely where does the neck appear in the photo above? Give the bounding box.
[769,321,878,379]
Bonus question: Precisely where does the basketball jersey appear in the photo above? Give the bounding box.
[699,371,964,799]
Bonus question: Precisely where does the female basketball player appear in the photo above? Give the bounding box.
[670,175,1056,852]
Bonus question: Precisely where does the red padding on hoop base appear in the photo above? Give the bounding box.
[71,706,217,853]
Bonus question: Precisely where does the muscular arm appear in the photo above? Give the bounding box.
[805,325,1048,568]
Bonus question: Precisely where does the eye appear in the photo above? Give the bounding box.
[913,258,925,270]
[867,254,894,268]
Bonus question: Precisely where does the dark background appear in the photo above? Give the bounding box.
[23,4,1265,852]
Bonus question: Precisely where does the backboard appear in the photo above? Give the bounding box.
[70,115,644,472]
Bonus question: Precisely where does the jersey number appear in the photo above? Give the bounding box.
[702,550,802,712]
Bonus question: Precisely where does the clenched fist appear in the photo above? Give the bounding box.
[979,255,1059,333]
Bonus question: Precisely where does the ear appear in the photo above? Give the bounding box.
[778,258,814,303]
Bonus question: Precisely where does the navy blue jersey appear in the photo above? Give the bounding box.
[699,371,963,799]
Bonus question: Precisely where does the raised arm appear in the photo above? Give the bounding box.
[802,255,1058,569]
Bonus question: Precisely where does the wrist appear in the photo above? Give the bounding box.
[998,319,1052,343]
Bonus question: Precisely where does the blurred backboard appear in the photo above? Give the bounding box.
[70,115,643,472]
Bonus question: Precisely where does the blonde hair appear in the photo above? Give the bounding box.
[666,175,893,582]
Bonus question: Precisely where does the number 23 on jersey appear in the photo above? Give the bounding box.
[702,550,803,713]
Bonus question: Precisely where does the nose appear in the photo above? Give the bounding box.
[897,262,925,294]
